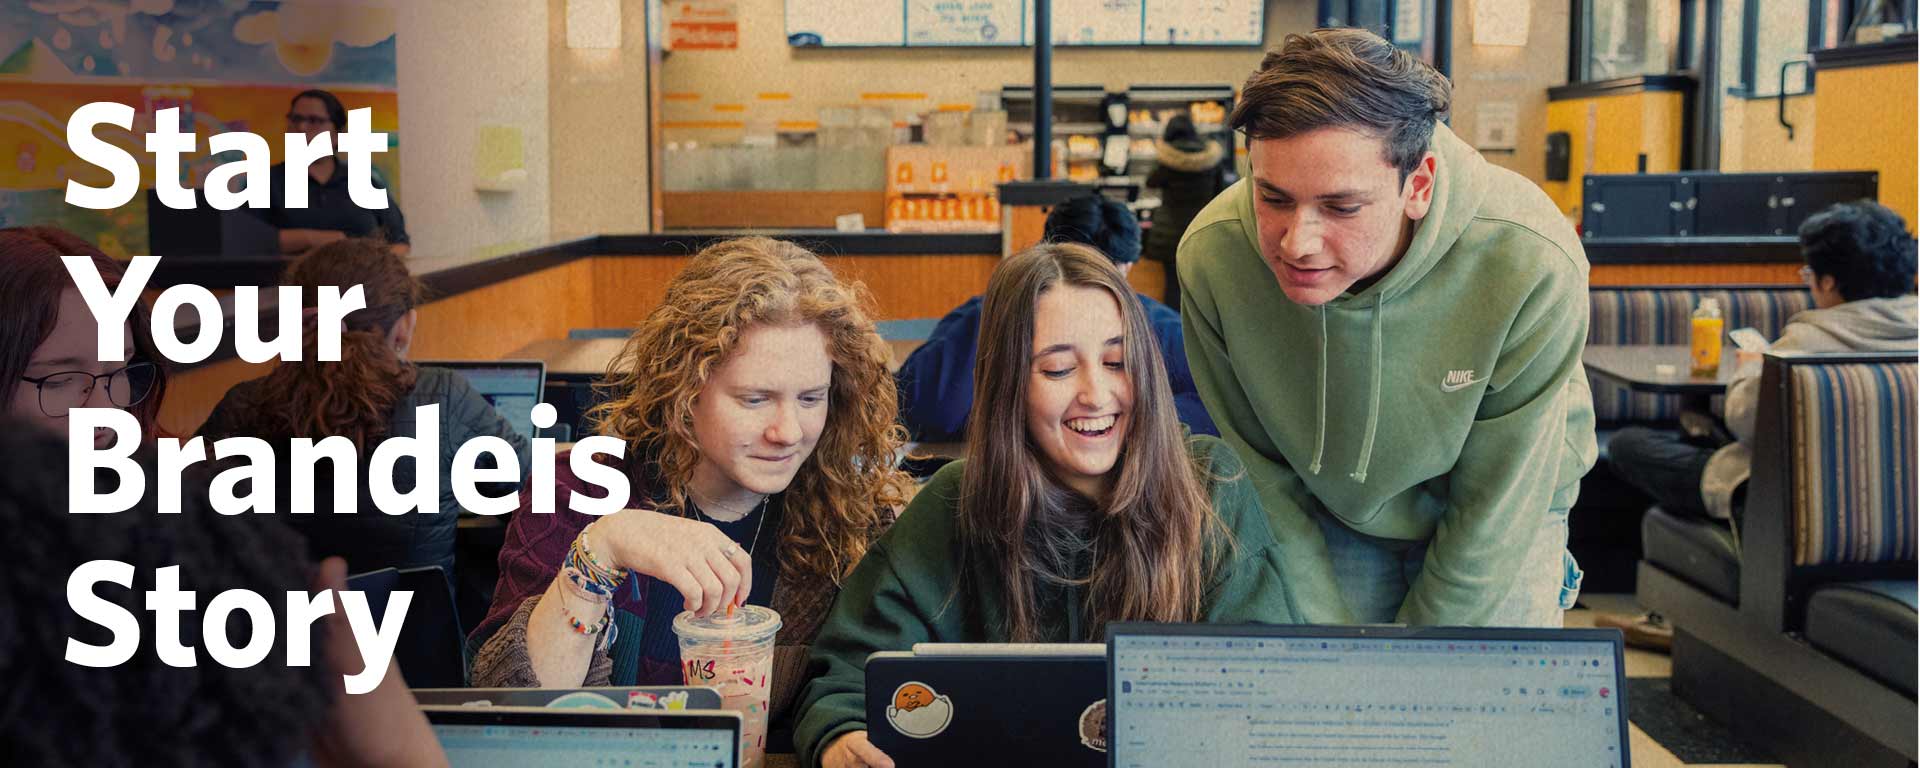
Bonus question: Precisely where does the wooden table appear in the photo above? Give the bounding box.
[1582,344,1739,413]
[509,337,926,379]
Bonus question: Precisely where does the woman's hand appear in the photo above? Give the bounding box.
[590,508,754,616]
[822,731,894,768]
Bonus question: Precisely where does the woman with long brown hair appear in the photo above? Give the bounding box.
[197,238,530,576]
[795,243,1298,768]
[2,226,169,445]
[468,237,911,736]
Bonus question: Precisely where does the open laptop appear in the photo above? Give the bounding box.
[416,360,547,441]
[1106,624,1631,768]
[414,685,723,711]
[866,643,1108,767]
[424,705,740,768]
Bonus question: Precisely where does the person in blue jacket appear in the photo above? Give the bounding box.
[895,193,1216,441]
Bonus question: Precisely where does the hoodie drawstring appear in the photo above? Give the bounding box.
[1307,306,1328,475]
[1351,299,1384,484]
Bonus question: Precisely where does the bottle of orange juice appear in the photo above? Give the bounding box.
[1690,298,1724,376]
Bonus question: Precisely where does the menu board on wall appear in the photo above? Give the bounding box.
[908,1,1024,46]
[786,0,907,46]
[1021,0,1141,45]
[787,0,1262,47]
[1142,0,1263,45]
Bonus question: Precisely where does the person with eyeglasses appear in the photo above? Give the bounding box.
[1608,200,1918,523]
[1,226,170,447]
[1599,199,1918,649]
[248,89,412,258]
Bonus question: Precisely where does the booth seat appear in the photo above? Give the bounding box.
[1638,351,1916,766]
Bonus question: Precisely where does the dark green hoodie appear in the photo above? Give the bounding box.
[791,434,1298,766]
[1177,123,1597,626]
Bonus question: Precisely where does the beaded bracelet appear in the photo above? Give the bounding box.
[558,585,619,650]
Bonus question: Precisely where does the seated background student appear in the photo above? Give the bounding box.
[252,89,411,257]
[0,424,447,768]
[468,237,912,731]
[1609,200,1918,521]
[2,226,169,446]
[796,243,1297,768]
[894,193,1216,441]
[197,238,530,577]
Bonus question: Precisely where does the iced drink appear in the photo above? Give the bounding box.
[674,605,781,768]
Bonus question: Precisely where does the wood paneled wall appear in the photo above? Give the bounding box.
[161,259,594,436]
[588,253,1003,327]
[413,259,596,360]
[661,191,888,229]
[1590,262,1802,286]
[156,357,273,438]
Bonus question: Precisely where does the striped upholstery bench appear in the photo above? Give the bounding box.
[1781,357,1918,568]
[1587,285,1814,424]
[1638,351,1918,761]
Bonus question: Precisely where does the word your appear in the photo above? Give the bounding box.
[64,102,391,211]
[66,255,363,365]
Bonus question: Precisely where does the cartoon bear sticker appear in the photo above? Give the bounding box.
[1078,699,1107,752]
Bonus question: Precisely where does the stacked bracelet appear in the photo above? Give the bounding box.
[558,522,628,648]
[563,521,628,598]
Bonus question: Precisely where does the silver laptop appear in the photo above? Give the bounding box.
[424,705,740,768]
[413,685,722,711]
[416,360,546,440]
[1106,624,1631,768]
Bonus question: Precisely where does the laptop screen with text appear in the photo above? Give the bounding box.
[426,707,737,768]
[1108,625,1629,768]
[421,362,544,441]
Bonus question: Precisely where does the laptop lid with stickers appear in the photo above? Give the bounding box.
[865,643,1107,768]
[412,685,724,711]
[424,705,740,767]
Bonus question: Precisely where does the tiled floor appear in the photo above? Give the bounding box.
[1571,594,1782,768]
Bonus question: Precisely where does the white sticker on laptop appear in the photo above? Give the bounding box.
[545,692,621,709]
[885,681,953,739]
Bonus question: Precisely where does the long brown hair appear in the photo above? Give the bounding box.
[587,237,911,588]
[962,242,1228,642]
[221,239,421,448]
[0,226,170,433]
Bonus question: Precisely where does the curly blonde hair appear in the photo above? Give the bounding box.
[587,237,912,587]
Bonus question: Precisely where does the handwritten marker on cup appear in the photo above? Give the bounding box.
[676,606,782,767]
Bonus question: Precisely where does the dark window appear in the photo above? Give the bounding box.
[1317,0,1449,73]
[1574,0,1690,81]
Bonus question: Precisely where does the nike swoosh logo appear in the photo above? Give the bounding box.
[1440,377,1488,393]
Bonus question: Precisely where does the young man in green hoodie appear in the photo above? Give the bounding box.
[1179,29,1597,627]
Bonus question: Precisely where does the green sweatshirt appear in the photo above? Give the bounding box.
[1177,123,1597,627]
[791,435,1298,766]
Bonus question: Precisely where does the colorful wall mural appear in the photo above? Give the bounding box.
[0,1,400,257]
